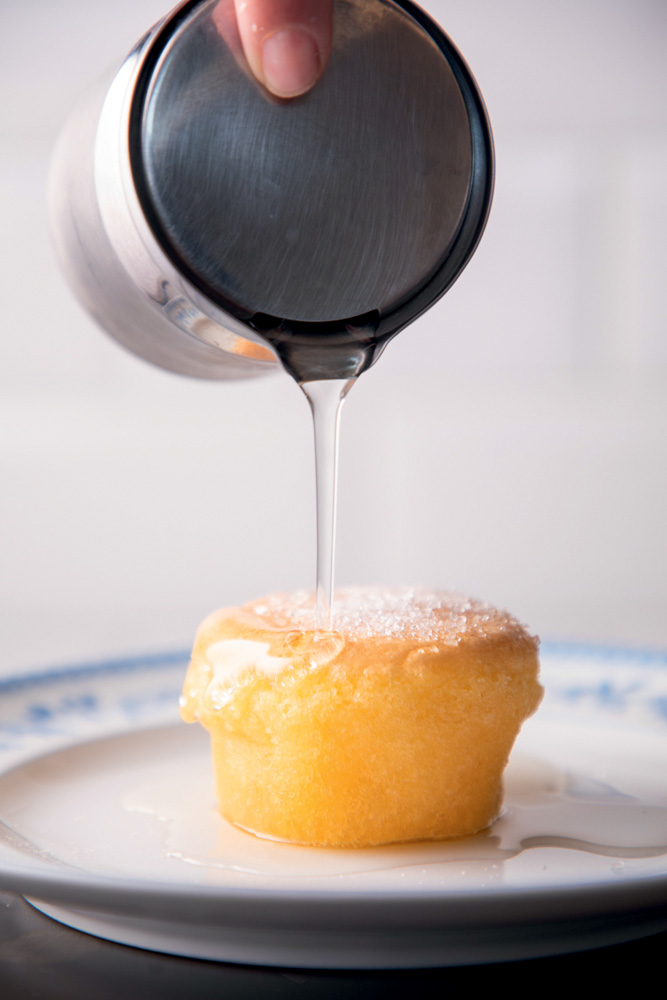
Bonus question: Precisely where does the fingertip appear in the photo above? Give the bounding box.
[261,28,321,98]
[233,0,333,98]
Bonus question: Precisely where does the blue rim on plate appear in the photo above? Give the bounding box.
[2,641,666,756]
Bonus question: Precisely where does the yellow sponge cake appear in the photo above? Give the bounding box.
[180,587,542,847]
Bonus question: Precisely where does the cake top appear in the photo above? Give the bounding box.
[181,587,539,723]
[241,586,533,646]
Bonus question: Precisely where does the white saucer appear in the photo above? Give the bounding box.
[0,644,665,968]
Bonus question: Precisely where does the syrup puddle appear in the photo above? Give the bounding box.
[122,753,667,879]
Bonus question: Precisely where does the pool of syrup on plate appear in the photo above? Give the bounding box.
[122,750,667,880]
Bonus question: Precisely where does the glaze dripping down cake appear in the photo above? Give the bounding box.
[180,587,542,847]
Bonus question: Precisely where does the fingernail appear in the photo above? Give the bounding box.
[261,29,320,97]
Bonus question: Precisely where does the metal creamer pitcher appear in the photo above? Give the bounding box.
[50,0,494,383]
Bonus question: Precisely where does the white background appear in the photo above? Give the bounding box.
[1,0,666,675]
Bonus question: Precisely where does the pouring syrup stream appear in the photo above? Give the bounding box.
[300,378,356,630]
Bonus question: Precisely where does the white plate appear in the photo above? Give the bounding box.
[0,644,666,968]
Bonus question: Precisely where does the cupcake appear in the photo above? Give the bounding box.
[180,587,542,847]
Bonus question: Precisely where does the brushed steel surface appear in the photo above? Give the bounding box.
[139,0,472,323]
